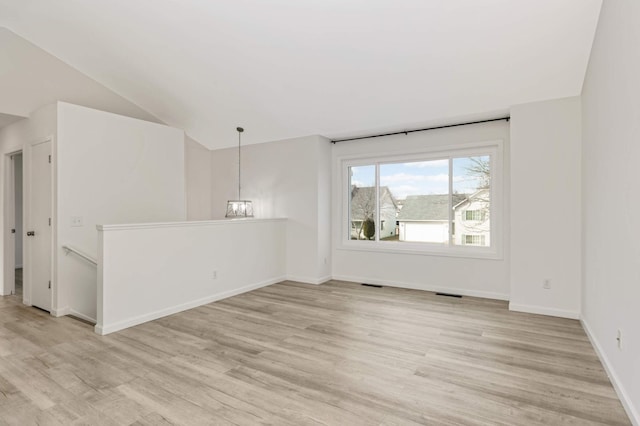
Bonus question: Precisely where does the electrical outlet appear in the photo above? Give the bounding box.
[212,270,217,280]
[617,329,622,349]
[543,278,551,289]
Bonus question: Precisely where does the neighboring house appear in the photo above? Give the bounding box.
[350,186,398,239]
[397,194,466,243]
[453,189,490,246]
[397,191,491,246]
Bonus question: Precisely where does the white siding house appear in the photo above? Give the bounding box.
[453,189,490,247]
[397,190,490,246]
[397,194,465,243]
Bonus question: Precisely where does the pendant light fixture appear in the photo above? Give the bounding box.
[225,127,254,218]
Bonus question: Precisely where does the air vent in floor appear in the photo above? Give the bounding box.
[436,292,462,298]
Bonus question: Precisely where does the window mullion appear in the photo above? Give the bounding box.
[375,163,380,242]
[448,157,454,246]
[347,165,352,240]
[489,154,493,247]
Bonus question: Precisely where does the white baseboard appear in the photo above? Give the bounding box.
[581,318,639,426]
[69,309,96,324]
[51,306,70,317]
[332,274,510,301]
[286,275,331,285]
[51,306,96,324]
[508,303,580,319]
[95,275,286,336]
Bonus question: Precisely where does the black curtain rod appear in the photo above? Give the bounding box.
[330,116,510,144]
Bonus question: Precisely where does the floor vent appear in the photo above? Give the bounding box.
[436,292,462,298]
[361,283,383,288]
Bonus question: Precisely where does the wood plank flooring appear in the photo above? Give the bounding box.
[0,280,631,425]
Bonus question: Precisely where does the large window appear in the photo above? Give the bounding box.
[344,144,501,257]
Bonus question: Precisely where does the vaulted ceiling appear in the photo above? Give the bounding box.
[0,0,602,149]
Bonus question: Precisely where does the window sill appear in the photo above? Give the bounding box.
[337,241,503,260]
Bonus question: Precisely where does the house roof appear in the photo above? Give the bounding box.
[397,194,468,221]
[452,189,490,210]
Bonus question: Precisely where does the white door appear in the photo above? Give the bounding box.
[28,141,52,311]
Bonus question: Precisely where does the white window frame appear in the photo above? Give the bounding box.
[339,140,503,260]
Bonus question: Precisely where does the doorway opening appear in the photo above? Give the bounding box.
[13,152,23,300]
[3,138,53,313]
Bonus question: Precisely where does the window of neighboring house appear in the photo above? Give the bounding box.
[462,234,486,246]
[343,142,501,258]
[464,210,485,221]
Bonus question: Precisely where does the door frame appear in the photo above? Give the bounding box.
[3,149,23,299]
[24,136,56,312]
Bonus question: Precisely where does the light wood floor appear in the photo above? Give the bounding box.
[0,280,630,425]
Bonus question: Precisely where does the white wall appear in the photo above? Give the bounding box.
[185,136,212,220]
[581,1,640,423]
[0,25,184,300]
[96,219,286,335]
[509,97,582,319]
[13,153,22,267]
[0,119,27,296]
[332,121,510,299]
[211,135,332,284]
[56,102,186,321]
[316,138,332,280]
[0,105,58,299]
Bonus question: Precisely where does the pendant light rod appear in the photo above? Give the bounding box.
[225,126,253,218]
[237,126,243,200]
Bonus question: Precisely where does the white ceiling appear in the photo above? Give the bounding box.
[0,0,602,149]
